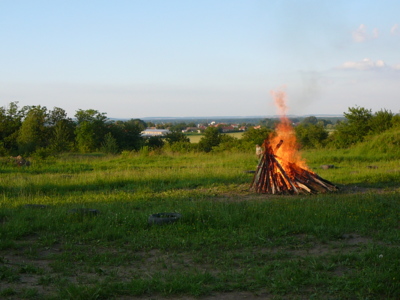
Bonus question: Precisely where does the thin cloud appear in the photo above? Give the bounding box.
[340,58,386,70]
[352,24,380,42]
[372,28,379,39]
[352,24,367,42]
[391,24,399,35]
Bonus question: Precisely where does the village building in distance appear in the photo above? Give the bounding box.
[141,122,247,137]
[140,128,171,137]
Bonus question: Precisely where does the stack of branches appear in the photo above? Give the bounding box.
[250,140,338,194]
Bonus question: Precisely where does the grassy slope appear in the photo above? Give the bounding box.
[0,135,399,299]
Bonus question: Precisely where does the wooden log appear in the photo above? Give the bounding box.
[294,181,312,193]
[313,173,338,190]
[301,171,335,193]
[271,155,299,194]
[252,138,338,194]
[292,174,323,193]
[274,140,284,151]
[277,172,291,193]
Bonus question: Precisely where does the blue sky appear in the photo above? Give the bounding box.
[1,0,399,118]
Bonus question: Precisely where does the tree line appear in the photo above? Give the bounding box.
[0,102,399,157]
[0,103,147,157]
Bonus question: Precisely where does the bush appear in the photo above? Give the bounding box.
[100,133,119,154]
[170,141,195,153]
[31,147,53,160]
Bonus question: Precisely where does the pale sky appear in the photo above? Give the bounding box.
[1,0,399,118]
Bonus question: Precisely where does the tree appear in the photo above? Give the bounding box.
[331,106,373,148]
[198,127,222,152]
[75,109,107,124]
[100,132,119,154]
[212,134,240,152]
[368,109,393,134]
[392,114,400,128]
[49,120,75,153]
[107,119,144,151]
[17,106,49,155]
[295,123,328,149]
[128,119,147,131]
[75,121,96,153]
[165,131,190,145]
[169,122,190,132]
[74,109,109,152]
[146,121,156,128]
[301,116,318,125]
[47,107,75,153]
[48,107,69,126]
[259,118,279,128]
[241,127,272,146]
[0,102,27,155]
[146,136,164,150]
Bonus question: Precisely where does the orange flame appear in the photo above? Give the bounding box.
[269,90,310,171]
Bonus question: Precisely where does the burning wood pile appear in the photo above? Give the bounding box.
[250,139,338,194]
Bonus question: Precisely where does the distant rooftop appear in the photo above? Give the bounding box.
[141,128,171,137]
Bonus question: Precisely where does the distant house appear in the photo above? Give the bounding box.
[141,128,171,138]
[182,127,198,133]
[221,126,235,133]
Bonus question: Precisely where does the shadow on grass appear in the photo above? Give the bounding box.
[0,175,248,198]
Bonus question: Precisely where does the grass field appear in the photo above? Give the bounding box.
[187,132,243,143]
[0,150,399,299]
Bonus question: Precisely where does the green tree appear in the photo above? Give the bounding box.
[212,134,240,152]
[331,106,373,148]
[50,120,75,153]
[75,121,96,153]
[47,107,75,153]
[368,109,393,134]
[169,122,190,132]
[165,131,190,145]
[17,106,49,155]
[301,116,318,125]
[295,123,328,149]
[100,132,119,154]
[259,118,279,128]
[74,109,109,152]
[108,119,144,151]
[146,136,164,150]
[241,127,272,146]
[128,119,147,131]
[0,102,27,155]
[392,114,400,128]
[198,127,222,152]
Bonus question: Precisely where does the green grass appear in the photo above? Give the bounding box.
[187,132,243,143]
[0,150,399,299]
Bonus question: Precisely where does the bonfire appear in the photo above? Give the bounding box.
[250,90,338,195]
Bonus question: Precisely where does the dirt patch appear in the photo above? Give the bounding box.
[339,185,387,194]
